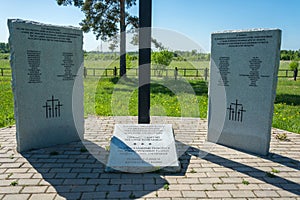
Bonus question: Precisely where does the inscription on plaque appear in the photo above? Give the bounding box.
[239,57,270,87]
[27,50,42,83]
[57,52,77,81]
[214,33,273,48]
[217,57,230,86]
[16,26,81,43]
[106,124,180,173]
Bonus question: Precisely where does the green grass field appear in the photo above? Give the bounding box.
[0,57,299,133]
[0,76,14,127]
[273,79,300,132]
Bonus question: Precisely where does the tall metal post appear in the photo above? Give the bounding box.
[120,0,126,77]
[138,0,152,124]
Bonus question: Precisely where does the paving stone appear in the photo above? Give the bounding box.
[29,194,56,200]
[168,184,190,191]
[2,194,30,200]
[55,193,81,200]
[230,190,256,197]
[86,178,110,185]
[213,183,238,190]
[0,180,18,187]
[253,190,280,197]
[21,186,48,193]
[199,177,222,184]
[172,198,197,200]
[190,184,215,191]
[110,178,132,184]
[206,191,231,198]
[70,185,96,192]
[121,184,144,191]
[62,179,87,185]
[221,177,244,183]
[236,183,261,190]
[81,192,106,199]
[54,173,77,179]
[276,190,300,197]
[157,191,182,198]
[0,116,300,199]
[53,195,66,200]
[77,173,99,179]
[5,168,29,173]
[0,186,23,194]
[106,191,132,199]
[17,179,41,186]
[176,178,199,184]
[46,186,57,193]
[95,184,119,192]
[182,191,206,198]
[10,173,33,179]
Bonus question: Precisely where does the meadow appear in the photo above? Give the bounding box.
[0,55,299,133]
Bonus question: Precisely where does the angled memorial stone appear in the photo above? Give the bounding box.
[8,19,84,152]
[207,29,281,155]
[106,124,180,173]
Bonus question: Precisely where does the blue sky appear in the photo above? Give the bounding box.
[1,0,300,52]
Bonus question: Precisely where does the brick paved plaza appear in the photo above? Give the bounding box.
[0,116,299,199]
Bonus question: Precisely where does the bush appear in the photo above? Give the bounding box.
[289,61,299,70]
[0,53,9,60]
[152,50,173,75]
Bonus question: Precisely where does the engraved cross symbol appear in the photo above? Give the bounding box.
[227,99,246,122]
[43,95,63,119]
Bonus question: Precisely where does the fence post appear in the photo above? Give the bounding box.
[105,69,108,77]
[204,68,208,81]
[1,68,3,77]
[196,69,199,77]
[114,67,117,77]
[174,67,178,80]
[93,69,95,76]
[84,67,87,78]
[184,69,186,77]
[286,70,288,77]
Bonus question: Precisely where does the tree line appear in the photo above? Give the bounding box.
[1,41,299,62]
[280,49,300,61]
[0,43,9,53]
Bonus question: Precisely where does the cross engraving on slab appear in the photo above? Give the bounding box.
[227,99,246,122]
[42,95,63,118]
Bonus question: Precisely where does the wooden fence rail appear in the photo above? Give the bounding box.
[84,67,210,80]
[0,68,11,77]
[0,68,298,80]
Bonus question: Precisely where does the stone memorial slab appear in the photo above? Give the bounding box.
[106,124,180,173]
[207,29,281,155]
[8,19,84,152]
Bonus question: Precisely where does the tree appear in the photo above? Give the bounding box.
[289,60,299,71]
[130,32,166,51]
[151,50,173,76]
[0,43,9,53]
[56,0,138,77]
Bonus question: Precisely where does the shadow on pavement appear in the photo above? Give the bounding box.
[176,140,300,196]
[21,139,187,200]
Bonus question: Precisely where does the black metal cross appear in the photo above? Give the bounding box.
[138,0,152,124]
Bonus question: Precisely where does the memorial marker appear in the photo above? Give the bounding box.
[106,124,180,173]
[8,19,84,152]
[106,0,180,173]
[207,29,281,155]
